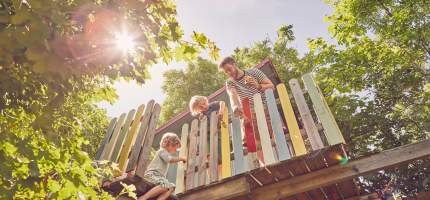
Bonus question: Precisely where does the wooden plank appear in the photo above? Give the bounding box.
[208,111,219,183]
[231,115,247,175]
[95,117,117,160]
[175,123,189,194]
[111,109,136,162]
[253,93,277,165]
[186,119,199,190]
[197,116,208,186]
[289,79,324,150]
[126,100,155,172]
[265,89,291,161]
[252,139,430,199]
[118,104,145,171]
[101,113,126,160]
[277,83,307,156]
[178,176,250,200]
[220,105,232,178]
[241,98,260,170]
[302,73,345,145]
[135,104,161,178]
[305,151,337,200]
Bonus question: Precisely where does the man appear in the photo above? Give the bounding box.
[219,56,276,148]
[219,56,274,119]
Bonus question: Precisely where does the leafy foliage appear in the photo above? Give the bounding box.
[0,0,219,199]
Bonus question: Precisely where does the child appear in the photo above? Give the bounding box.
[189,95,225,120]
[139,133,186,200]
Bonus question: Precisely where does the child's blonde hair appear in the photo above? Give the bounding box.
[160,132,181,149]
[189,95,208,116]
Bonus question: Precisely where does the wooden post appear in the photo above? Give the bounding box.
[209,111,219,183]
[265,89,291,161]
[118,104,145,172]
[95,117,117,160]
[276,83,307,156]
[101,113,126,160]
[302,73,345,145]
[175,123,189,194]
[197,116,208,186]
[220,106,232,178]
[111,109,136,162]
[126,100,155,172]
[186,119,199,190]
[289,79,324,150]
[231,115,246,175]
[135,104,161,178]
[253,93,277,165]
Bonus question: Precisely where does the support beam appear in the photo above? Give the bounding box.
[178,176,249,200]
[252,139,430,199]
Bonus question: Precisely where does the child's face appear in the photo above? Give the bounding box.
[166,143,181,153]
[197,101,209,112]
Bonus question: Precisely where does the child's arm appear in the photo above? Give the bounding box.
[168,156,187,163]
[217,101,226,119]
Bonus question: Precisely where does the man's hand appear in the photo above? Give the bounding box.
[179,157,187,163]
[244,76,261,90]
[233,106,244,118]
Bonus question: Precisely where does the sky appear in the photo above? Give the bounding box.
[98,0,335,117]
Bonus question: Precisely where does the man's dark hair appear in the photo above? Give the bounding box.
[219,56,236,68]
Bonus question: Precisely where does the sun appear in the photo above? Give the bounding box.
[114,31,136,55]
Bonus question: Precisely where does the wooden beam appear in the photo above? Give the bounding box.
[178,176,250,200]
[252,139,430,199]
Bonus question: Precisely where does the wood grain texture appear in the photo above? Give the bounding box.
[118,104,145,171]
[265,89,291,161]
[241,98,260,170]
[175,123,189,194]
[111,109,136,162]
[277,83,307,156]
[185,119,199,190]
[208,111,219,183]
[231,115,246,175]
[135,104,161,178]
[289,79,324,150]
[220,106,232,178]
[197,116,208,186]
[95,117,117,160]
[253,93,276,165]
[101,113,126,160]
[126,100,155,172]
[302,73,345,145]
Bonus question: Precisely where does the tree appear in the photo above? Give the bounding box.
[0,0,219,199]
[161,57,226,122]
[306,0,430,196]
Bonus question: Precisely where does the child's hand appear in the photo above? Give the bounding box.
[102,181,112,188]
[179,157,187,163]
[217,112,223,120]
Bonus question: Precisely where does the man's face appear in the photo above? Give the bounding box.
[221,63,238,79]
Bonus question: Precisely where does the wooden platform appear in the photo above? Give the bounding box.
[177,140,430,200]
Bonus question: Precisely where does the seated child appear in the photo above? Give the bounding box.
[139,133,186,200]
[189,95,225,120]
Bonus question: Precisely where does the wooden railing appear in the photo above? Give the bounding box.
[175,73,346,194]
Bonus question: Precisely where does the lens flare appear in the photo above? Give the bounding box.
[114,32,136,54]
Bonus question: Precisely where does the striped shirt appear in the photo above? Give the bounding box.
[226,68,268,109]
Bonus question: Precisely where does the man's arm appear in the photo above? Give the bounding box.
[226,83,243,118]
[258,77,275,91]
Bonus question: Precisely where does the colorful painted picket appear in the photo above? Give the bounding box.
[197,116,208,185]
[95,117,117,160]
[231,115,246,175]
[118,104,145,171]
[289,79,324,150]
[208,111,219,183]
[241,97,260,170]
[185,119,199,190]
[101,113,126,160]
[126,100,155,172]
[220,106,232,178]
[265,89,291,161]
[253,93,277,165]
[276,84,307,156]
[302,73,346,145]
[175,123,189,194]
